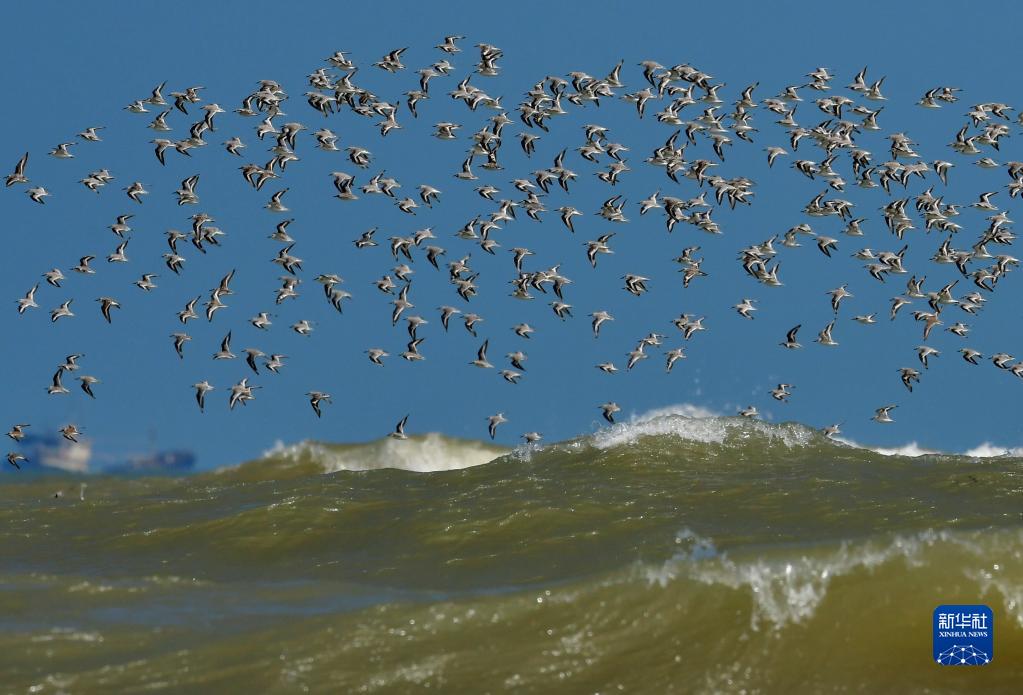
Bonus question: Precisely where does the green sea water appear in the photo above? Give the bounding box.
[1,416,1021,693]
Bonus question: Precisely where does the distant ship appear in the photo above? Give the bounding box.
[105,449,196,475]
[14,433,195,475]
[16,433,91,473]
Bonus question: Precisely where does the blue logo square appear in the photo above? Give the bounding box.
[933,605,993,665]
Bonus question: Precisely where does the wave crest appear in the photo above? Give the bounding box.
[587,413,819,451]
[242,433,506,476]
[643,528,1023,630]
[225,414,1023,482]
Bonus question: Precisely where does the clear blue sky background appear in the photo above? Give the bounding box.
[3,0,1023,470]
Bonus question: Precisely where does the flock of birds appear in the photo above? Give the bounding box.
[6,37,1023,470]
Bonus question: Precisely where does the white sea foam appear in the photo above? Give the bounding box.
[265,434,505,473]
[644,528,1023,630]
[630,403,722,422]
[255,412,1023,476]
[594,408,1023,459]
[961,442,1023,458]
[589,410,815,451]
[834,437,941,457]
[970,570,1023,628]
[836,436,1023,458]
[29,627,104,643]
[645,530,945,629]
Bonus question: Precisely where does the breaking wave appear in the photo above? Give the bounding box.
[3,414,1022,690]
[225,432,508,477]
[228,413,989,481]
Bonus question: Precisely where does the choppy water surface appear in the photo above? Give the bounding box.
[1,416,1021,692]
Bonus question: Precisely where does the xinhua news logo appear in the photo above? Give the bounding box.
[933,605,993,665]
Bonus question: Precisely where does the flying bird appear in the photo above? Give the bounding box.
[307,391,332,418]
[389,415,409,440]
[5,46,1022,453]
[600,402,621,424]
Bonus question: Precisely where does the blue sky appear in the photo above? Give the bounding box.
[3,0,1023,470]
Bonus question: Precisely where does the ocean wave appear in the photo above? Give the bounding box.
[628,402,723,422]
[4,418,1023,692]
[833,437,942,457]
[962,442,1023,458]
[221,414,1023,483]
[587,413,818,451]
[837,436,1023,458]
[4,416,1022,693]
[643,527,1023,630]
[644,528,939,628]
[585,411,1023,460]
[244,433,506,475]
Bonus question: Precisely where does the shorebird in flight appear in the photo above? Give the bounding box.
[780,325,802,349]
[77,375,100,398]
[899,368,921,392]
[16,284,38,315]
[193,381,214,412]
[471,340,493,369]
[7,48,1023,449]
[6,152,28,186]
[665,348,686,373]
[97,297,121,323]
[6,424,29,442]
[47,366,70,395]
[590,310,614,337]
[600,402,621,424]
[821,423,842,439]
[228,378,258,410]
[50,300,74,323]
[872,406,897,423]
[171,333,191,359]
[815,320,838,346]
[487,413,507,439]
[307,391,332,418]
[27,187,50,204]
[959,348,982,365]
[734,298,756,319]
[389,415,409,440]
[59,424,81,443]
